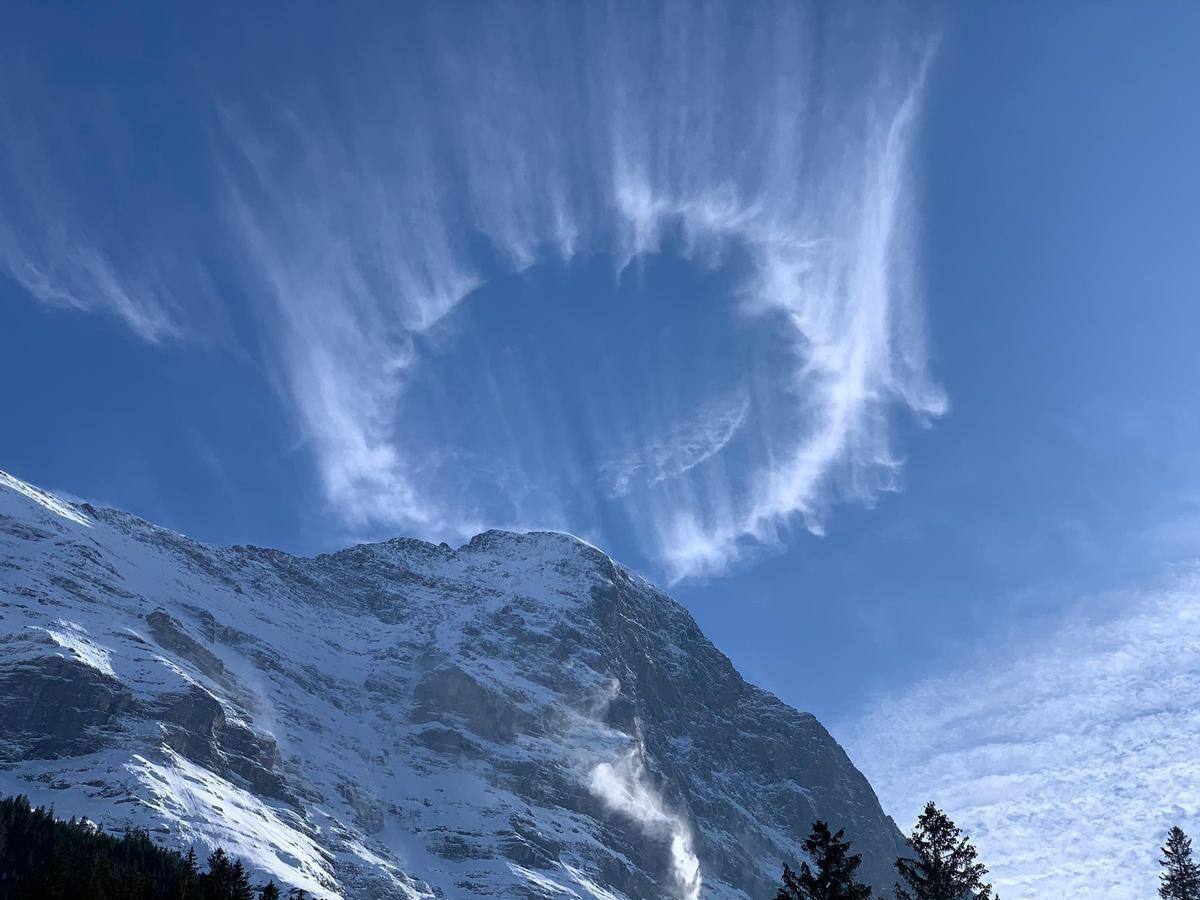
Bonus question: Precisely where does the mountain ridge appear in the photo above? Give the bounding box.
[0,469,905,898]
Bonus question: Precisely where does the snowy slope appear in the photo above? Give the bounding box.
[0,470,906,898]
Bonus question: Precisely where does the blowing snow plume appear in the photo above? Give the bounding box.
[589,744,702,900]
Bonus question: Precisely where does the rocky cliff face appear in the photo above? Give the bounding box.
[0,470,906,898]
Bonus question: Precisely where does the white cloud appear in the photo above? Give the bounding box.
[217,103,484,535]
[841,568,1200,899]
[213,4,945,574]
[2,5,946,578]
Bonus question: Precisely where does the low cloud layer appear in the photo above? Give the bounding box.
[842,569,1200,899]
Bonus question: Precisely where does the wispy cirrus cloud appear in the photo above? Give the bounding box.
[0,225,180,344]
[0,96,185,344]
[841,569,1200,899]
[2,3,945,580]
[212,3,945,577]
[217,102,482,534]
[601,391,751,499]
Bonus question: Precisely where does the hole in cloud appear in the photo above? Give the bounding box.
[2,4,947,580]
[213,5,947,580]
[396,238,784,559]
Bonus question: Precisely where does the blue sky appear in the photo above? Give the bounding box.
[3,3,1200,895]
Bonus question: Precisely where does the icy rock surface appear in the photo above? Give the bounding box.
[0,470,906,898]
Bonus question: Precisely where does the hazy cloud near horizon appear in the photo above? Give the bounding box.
[842,568,1200,899]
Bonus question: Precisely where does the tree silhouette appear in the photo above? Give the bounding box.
[777,820,872,899]
[894,802,995,900]
[1160,826,1200,900]
[0,793,287,900]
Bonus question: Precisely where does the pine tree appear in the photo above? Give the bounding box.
[231,859,255,900]
[203,847,234,898]
[777,820,873,899]
[178,846,199,899]
[1160,826,1200,900]
[259,881,282,900]
[894,802,995,900]
[0,793,203,898]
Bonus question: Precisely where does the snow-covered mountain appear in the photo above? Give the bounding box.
[0,470,906,898]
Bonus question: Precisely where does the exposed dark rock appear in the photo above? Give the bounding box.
[147,609,227,682]
[0,646,132,760]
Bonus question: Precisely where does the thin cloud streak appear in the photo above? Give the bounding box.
[0,103,182,343]
[0,230,179,343]
[841,569,1200,899]
[601,391,751,499]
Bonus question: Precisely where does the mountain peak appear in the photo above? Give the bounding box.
[0,471,905,898]
[461,527,612,560]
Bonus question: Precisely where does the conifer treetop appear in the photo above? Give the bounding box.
[894,802,995,900]
[1160,826,1200,900]
[777,819,872,900]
